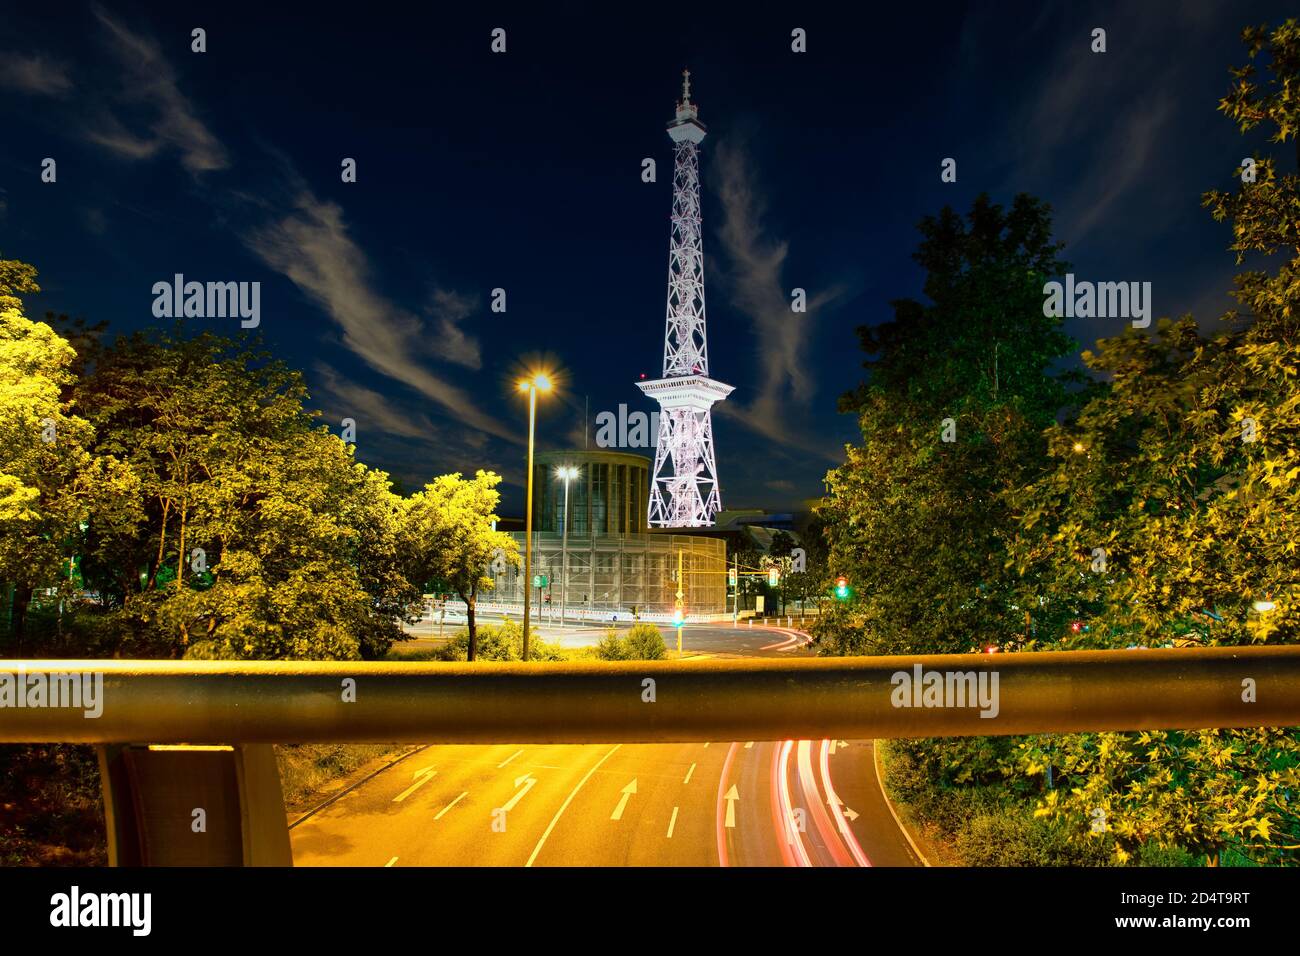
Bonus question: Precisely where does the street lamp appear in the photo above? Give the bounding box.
[555,465,580,631]
[518,371,553,661]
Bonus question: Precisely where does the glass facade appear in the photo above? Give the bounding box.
[490,532,727,616]
[533,450,651,535]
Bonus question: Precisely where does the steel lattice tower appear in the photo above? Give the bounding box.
[637,70,733,528]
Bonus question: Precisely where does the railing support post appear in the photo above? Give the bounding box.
[97,742,292,866]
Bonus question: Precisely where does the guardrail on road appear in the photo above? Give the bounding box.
[3,646,1297,866]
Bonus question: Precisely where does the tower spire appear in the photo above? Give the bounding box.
[636,72,732,528]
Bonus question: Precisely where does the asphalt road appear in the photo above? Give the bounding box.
[290,625,925,867]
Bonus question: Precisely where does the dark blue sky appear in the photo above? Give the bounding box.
[0,1,1291,513]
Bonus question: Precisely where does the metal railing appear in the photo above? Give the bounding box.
[4,645,1299,744]
[5,646,1298,866]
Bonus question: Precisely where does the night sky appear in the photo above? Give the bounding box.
[0,1,1292,515]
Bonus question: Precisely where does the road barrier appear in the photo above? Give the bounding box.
[3,646,1298,865]
[3,646,1299,744]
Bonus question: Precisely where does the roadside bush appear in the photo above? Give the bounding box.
[624,623,666,660]
[595,624,666,661]
[956,811,1114,867]
[1136,842,1201,867]
[436,621,563,661]
[595,630,628,661]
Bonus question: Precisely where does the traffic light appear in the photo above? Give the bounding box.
[834,576,849,599]
[672,607,684,627]
[728,567,737,587]
[767,568,779,587]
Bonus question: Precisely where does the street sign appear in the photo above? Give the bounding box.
[532,574,549,588]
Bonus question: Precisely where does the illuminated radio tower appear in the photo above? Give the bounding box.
[637,69,733,528]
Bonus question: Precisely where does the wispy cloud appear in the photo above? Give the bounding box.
[312,364,444,442]
[980,3,1210,249]
[428,288,483,370]
[0,52,73,95]
[710,139,849,460]
[86,6,228,175]
[246,190,517,444]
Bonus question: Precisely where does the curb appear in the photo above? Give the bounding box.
[873,739,933,867]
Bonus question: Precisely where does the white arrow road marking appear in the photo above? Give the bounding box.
[501,773,536,813]
[683,762,696,784]
[827,792,861,824]
[724,784,739,828]
[393,766,438,802]
[667,806,679,838]
[610,779,638,820]
[829,739,850,755]
[434,791,468,820]
[497,749,524,768]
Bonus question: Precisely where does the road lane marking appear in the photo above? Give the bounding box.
[501,774,536,813]
[715,742,742,867]
[703,742,710,748]
[525,745,622,867]
[434,791,468,820]
[744,741,754,749]
[385,856,398,867]
[667,806,679,838]
[393,766,438,802]
[497,748,524,768]
[610,779,638,820]
[683,762,696,784]
[723,784,739,828]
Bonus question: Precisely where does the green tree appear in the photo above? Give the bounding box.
[404,471,517,661]
[69,327,418,659]
[818,194,1078,655]
[1006,21,1300,865]
[0,259,116,645]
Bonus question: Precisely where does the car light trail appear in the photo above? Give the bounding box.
[819,739,872,867]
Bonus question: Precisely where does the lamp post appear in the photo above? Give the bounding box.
[555,465,579,630]
[518,372,553,661]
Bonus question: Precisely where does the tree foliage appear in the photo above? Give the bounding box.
[817,194,1078,655]
[1003,20,1300,865]
[404,471,517,661]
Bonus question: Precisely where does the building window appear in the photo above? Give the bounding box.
[591,463,607,532]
